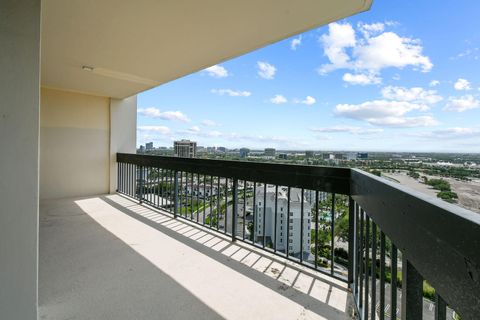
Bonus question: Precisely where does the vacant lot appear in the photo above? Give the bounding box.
[382,171,480,214]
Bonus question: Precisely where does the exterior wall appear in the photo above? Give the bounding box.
[109,96,137,193]
[40,88,110,199]
[0,1,41,319]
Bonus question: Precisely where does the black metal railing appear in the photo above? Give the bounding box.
[116,153,480,319]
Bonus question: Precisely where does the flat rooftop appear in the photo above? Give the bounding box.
[39,194,355,320]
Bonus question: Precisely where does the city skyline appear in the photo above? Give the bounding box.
[137,1,480,153]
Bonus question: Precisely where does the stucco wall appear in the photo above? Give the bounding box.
[109,96,137,193]
[0,1,41,319]
[40,88,110,199]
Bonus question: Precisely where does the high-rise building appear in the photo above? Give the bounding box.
[264,148,276,157]
[174,140,197,158]
[254,186,311,260]
[145,142,153,150]
[239,148,250,158]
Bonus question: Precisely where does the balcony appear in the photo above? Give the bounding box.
[3,1,480,319]
[102,153,479,319]
[39,194,354,320]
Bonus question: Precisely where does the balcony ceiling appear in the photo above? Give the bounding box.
[41,0,372,99]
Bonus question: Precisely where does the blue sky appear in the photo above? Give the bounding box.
[137,1,480,152]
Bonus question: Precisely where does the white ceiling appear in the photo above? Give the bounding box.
[41,0,372,99]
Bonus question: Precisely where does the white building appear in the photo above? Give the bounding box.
[174,140,197,158]
[254,186,311,259]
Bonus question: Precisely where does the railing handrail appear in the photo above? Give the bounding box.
[351,168,480,317]
[117,153,351,194]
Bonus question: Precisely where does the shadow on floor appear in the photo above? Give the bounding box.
[100,194,355,319]
[39,197,225,320]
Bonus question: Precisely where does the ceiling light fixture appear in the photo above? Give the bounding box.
[82,65,94,72]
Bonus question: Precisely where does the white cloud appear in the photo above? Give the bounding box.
[312,126,383,135]
[410,127,480,140]
[444,95,480,112]
[204,65,229,78]
[257,61,277,79]
[319,22,432,84]
[429,80,440,87]
[353,32,432,72]
[187,126,201,133]
[211,89,251,97]
[319,23,356,74]
[357,22,385,38]
[334,100,437,127]
[300,96,316,106]
[270,94,287,104]
[201,120,219,127]
[138,126,171,135]
[207,130,222,137]
[138,108,190,122]
[343,72,381,85]
[290,35,302,50]
[381,86,442,104]
[454,78,471,91]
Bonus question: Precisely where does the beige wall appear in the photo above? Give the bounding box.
[0,0,40,318]
[109,96,137,193]
[40,88,110,199]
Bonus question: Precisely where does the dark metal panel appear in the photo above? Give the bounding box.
[401,259,423,320]
[435,294,446,320]
[351,169,480,317]
[117,153,350,194]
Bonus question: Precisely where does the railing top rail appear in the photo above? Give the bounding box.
[351,168,480,317]
[117,153,351,194]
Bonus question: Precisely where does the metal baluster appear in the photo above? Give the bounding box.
[355,203,360,296]
[359,209,364,309]
[225,178,228,234]
[263,183,267,248]
[435,294,446,320]
[190,172,194,220]
[300,188,304,263]
[243,181,246,240]
[371,221,377,320]
[380,232,386,320]
[210,177,213,228]
[179,171,183,216]
[391,244,398,320]
[315,190,319,269]
[348,197,355,285]
[174,170,178,218]
[232,179,238,241]
[203,175,206,225]
[331,193,336,275]
[216,177,220,230]
[364,215,370,320]
[401,259,423,320]
[197,173,200,222]
[274,185,278,253]
[286,187,290,256]
[253,182,256,244]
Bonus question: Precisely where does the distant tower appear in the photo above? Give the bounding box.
[264,148,276,157]
[174,140,197,158]
[239,148,250,158]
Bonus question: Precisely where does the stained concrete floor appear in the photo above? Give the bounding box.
[39,194,356,320]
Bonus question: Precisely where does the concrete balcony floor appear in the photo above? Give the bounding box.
[39,194,356,320]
